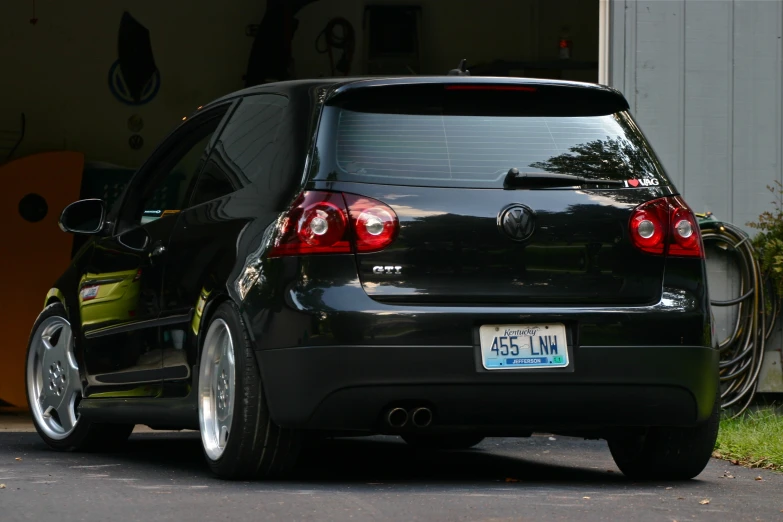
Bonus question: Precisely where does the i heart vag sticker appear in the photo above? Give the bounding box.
[624,178,660,188]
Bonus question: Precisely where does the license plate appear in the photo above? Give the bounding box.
[80,285,99,301]
[479,323,569,370]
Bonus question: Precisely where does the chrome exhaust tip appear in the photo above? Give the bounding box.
[387,407,409,428]
[411,407,433,428]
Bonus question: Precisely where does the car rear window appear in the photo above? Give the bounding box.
[316,108,669,189]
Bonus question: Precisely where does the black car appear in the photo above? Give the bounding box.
[26,77,718,481]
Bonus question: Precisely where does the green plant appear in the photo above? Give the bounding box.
[747,181,783,298]
[713,406,783,471]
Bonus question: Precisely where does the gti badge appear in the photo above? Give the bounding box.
[373,266,402,275]
[498,204,536,241]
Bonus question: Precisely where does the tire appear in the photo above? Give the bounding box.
[26,303,134,452]
[197,301,300,480]
[608,391,720,481]
[402,434,486,450]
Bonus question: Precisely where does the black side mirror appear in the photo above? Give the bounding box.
[59,199,106,235]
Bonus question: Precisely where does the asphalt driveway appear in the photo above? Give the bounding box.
[0,422,781,521]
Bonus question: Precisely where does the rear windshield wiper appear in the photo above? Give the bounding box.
[503,168,624,189]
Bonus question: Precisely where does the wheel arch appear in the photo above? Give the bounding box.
[192,290,265,392]
[194,291,238,360]
[43,288,68,312]
[43,287,84,338]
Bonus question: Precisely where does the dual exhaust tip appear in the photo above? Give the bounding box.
[387,407,432,429]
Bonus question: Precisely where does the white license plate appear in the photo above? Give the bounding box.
[479,323,569,370]
[80,285,99,301]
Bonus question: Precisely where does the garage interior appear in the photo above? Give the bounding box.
[0,0,600,165]
[0,0,594,408]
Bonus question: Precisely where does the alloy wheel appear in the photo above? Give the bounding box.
[198,319,236,461]
[27,316,81,440]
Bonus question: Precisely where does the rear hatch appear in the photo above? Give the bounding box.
[310,80,674,305]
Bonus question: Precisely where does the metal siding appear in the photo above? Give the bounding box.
[610,0,783,389]
[683,0,732,222]
[608,0,625,90]
[633,0,685,190]
[731,1,781,229]
[684,0,736,352]
[729,0,783,368]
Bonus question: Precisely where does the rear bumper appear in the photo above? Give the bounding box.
[257,344,719,434]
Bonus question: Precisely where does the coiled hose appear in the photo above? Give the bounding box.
[698,215,777,417]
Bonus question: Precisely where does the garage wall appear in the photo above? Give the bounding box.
[297,0,538,77]
[0,1,265,167]
[609,0,783,390]
[0,0,598,168]
[536,0,600,81]
[295,0,598,77]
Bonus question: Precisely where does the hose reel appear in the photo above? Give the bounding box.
[698,214,777,416]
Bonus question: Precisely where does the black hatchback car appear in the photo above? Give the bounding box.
[26,77,718,481]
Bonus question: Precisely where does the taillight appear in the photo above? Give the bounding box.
[629,196,703,258]
[668,196,702,257]
[629,198,668,255]
[269,191,351,256]
[269,191,399,257]
[343,193,399,252]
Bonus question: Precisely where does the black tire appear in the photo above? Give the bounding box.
[402,434,486,450]
[199,301,301,480]
[26,303,134,452]
[608,391,720,481]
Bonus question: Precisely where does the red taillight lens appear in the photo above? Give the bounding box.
[269,191,351,256]
[343,193,399,252]
[268,191,399,257]
[629,196,703,258]
[296,201,347,247]
[668,196,702,257]
[629,198,668,255]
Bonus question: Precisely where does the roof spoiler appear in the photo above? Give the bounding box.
[326,79,630,116]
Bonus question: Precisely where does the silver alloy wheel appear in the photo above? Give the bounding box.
[26,315,82,440]
[198,318,236,461]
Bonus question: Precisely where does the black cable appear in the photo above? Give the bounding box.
[315,18,355,76]
[699,220,776,417]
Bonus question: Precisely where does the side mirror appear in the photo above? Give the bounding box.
[117,227,150,251]
[59,199,106,235]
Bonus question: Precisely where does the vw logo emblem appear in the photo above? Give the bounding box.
[498,204,536,241]
[108,60,161,106]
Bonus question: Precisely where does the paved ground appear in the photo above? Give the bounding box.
[0,417,781,521]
